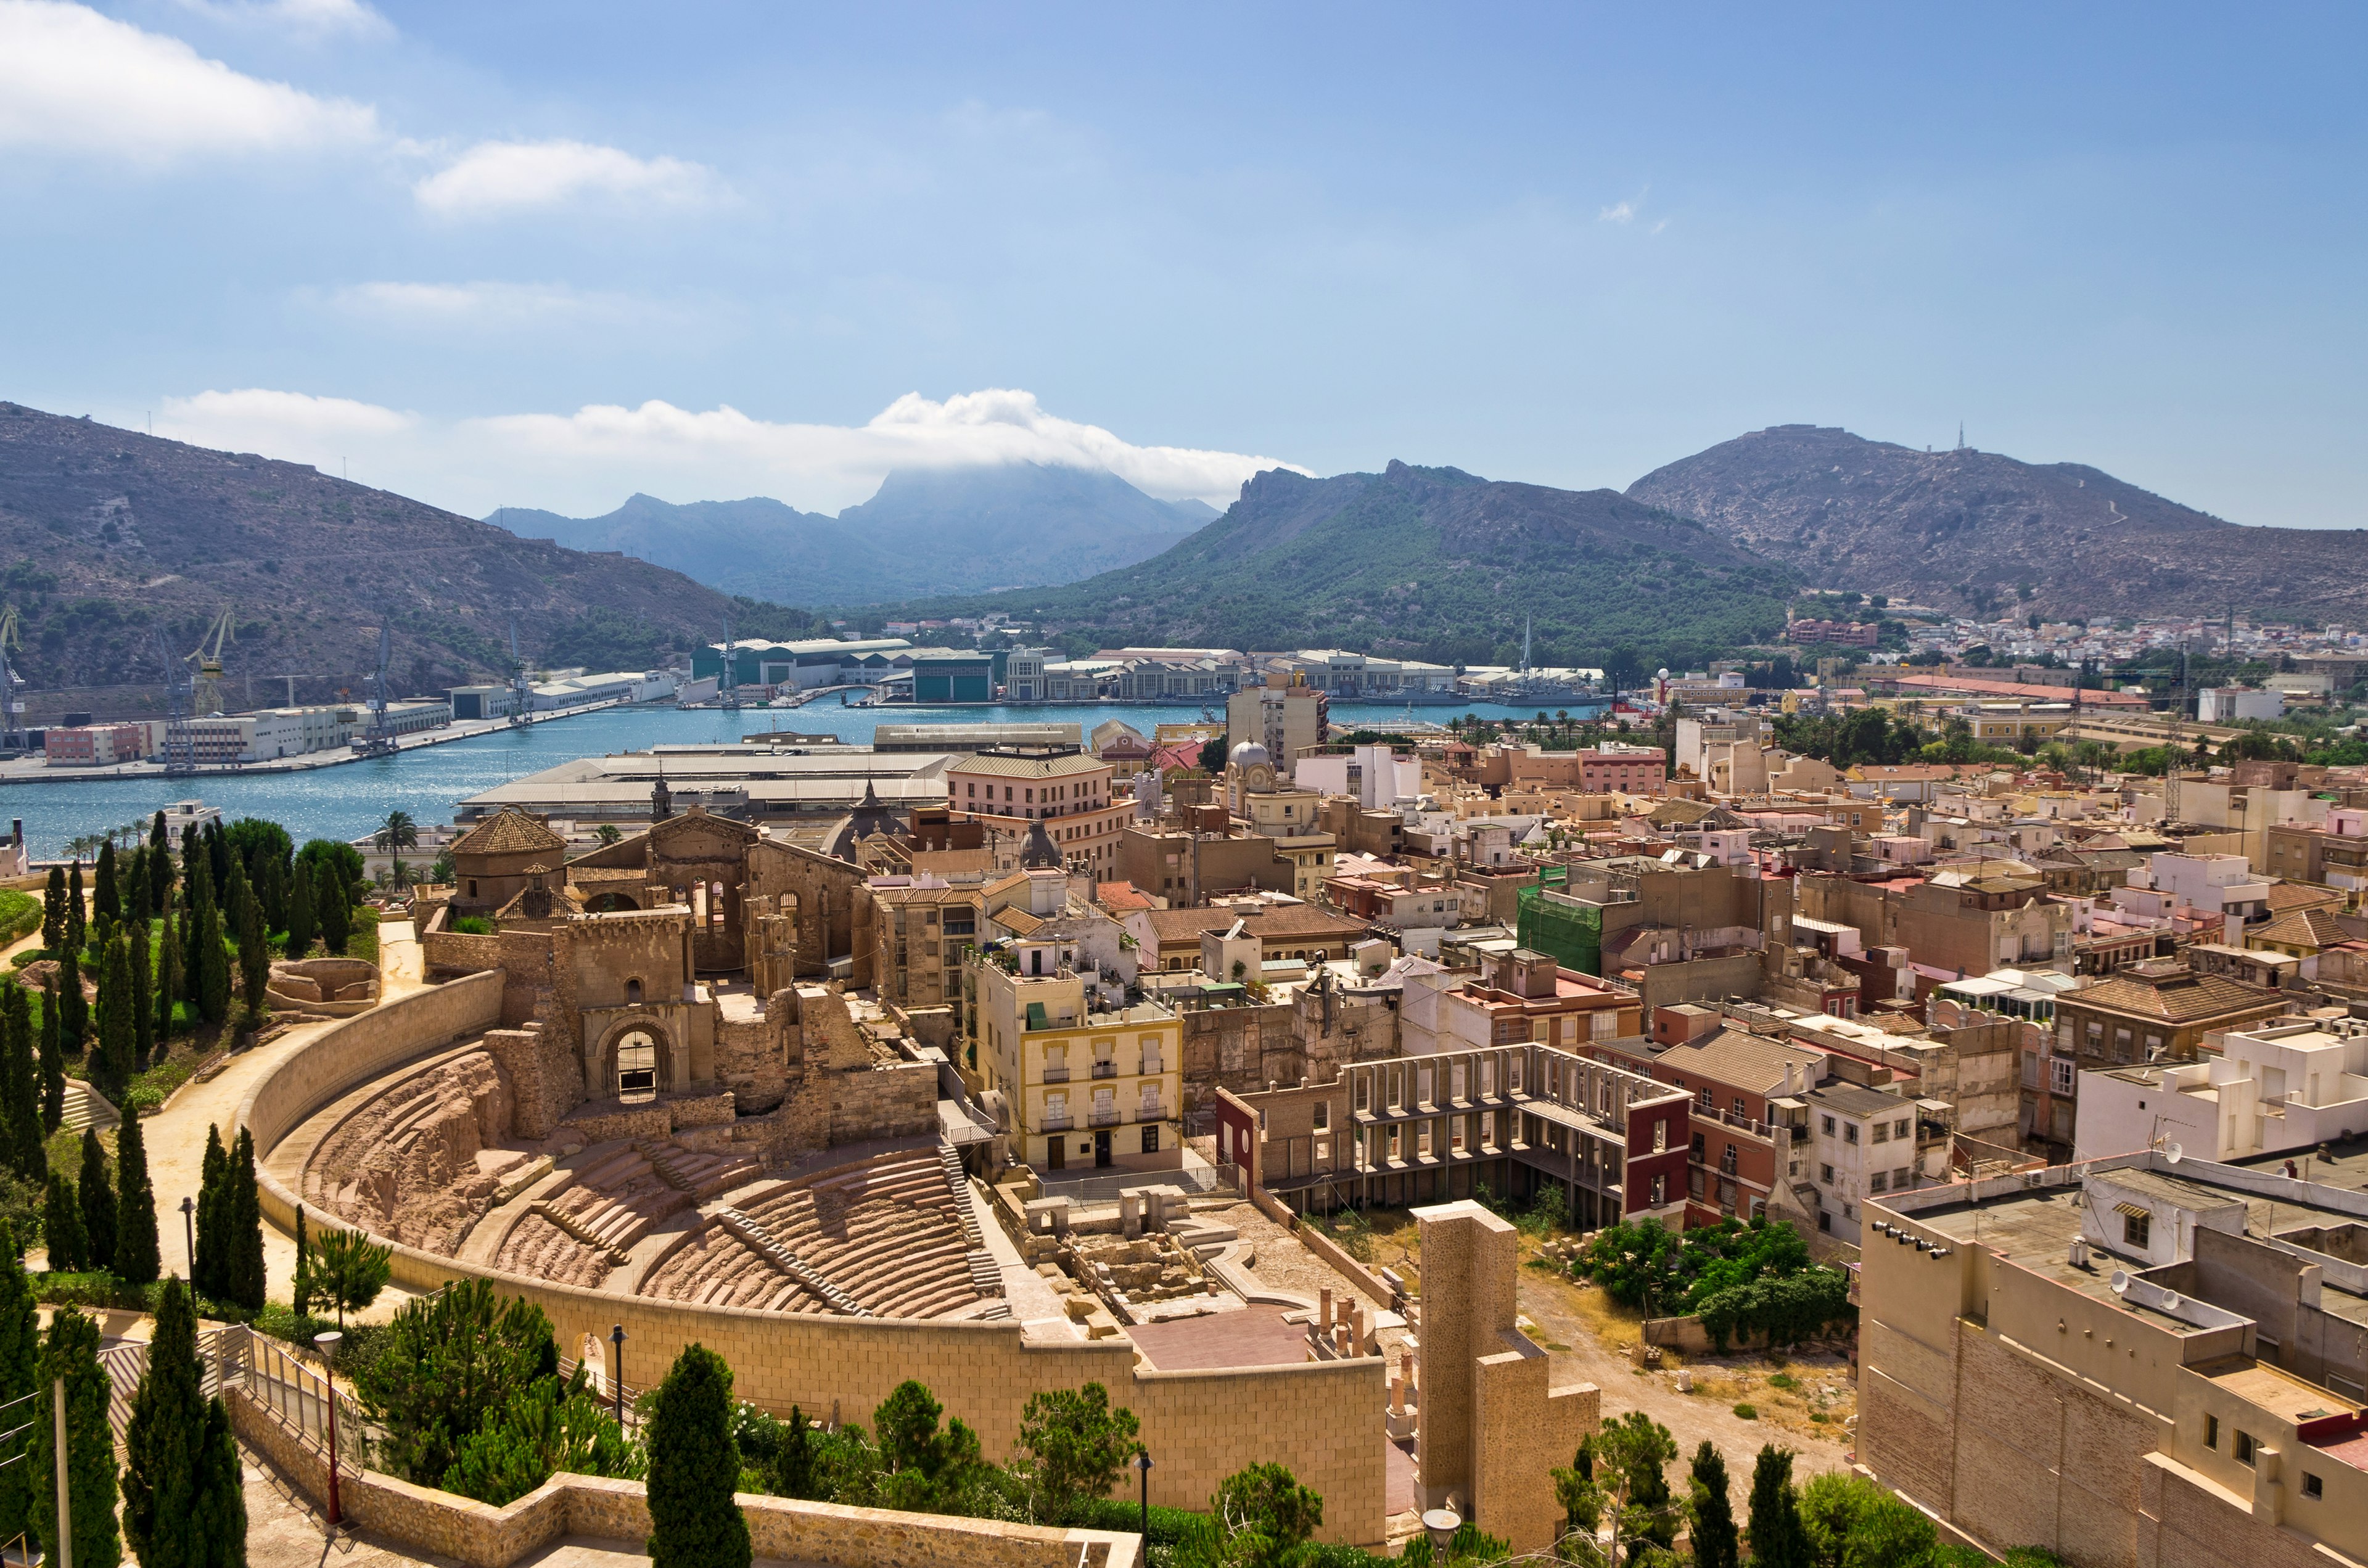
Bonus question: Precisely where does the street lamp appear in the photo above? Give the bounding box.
[179,1196,194,1278]
[1133,1449,1153,1541]
[610,1324,627,1428]
[314,1330,344,1526]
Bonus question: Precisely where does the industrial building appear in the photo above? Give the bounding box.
[693,637,914,691]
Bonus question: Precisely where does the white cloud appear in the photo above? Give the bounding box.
[322,279,655,327]
[0,0,377,161]
[1598,200,1637,224]
[155,386,1300,517]
[171,0,392,38]
[414,139,722,218]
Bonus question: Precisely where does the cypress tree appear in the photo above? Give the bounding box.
[126,844,152,930]
[156,906,183,1041]
[645,1344,750,1568]
[316,858,351,956]
[236,882,270,1028]
[0,1226,38,1545]
[261,852,288,940]
[2,988,39,1183]
[194,892,229,1029]
[65,861,85,956]
[291,1205,312,1318]
[194,1126,226,1301]
[113,1111,158,1287]
[206,824,231,909]
[147,811,171,914]
[56,943,85,1054]
[31,1307,121,1568]
[1689,1440,1740,1568]
[94,842,120,943]
[130,915,154,1073]
[1746,1445,1809,1568]
[37,972,64,1135]
[181,829,212,1009]
[286,863,315,958]
[44,1172,87,1272]
[227,1128,265,1311]
[77,1130,115,1275]
[92,934,132,1105]
[124,1277,245,1566]
[40,866,65,955]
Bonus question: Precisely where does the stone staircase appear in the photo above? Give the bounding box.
[529,1200,631,1265]
[637,1140,762,1202]
[935,1146,1003,1301]
[61,1081,120,1135]
[714,1207,871,1317]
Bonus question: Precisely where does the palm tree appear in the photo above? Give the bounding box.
[374,809,418,857]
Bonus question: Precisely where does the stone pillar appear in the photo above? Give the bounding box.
[1320,1287,1334,1333]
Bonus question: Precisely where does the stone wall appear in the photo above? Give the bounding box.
[229,1389,1139,1568]
[240,977,1389,1543]
[481,1025,579,1141]
[828,1061,938,1147]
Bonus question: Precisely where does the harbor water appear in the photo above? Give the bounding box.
[0,697,1606,858]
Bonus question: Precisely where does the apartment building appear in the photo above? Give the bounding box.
[854,872,984,1011]
[1798,1081,1944,1243]
[1399,948,1643,1057]
[967,951,1182,1175]
[947,745,1127,873]
[1862,1151,2368,1568]
[1622,1024,1822,1225]
[2266,808,2368,898]
[1227,675,1329,765]
[2077,1016,2368,1164]
[1122,901,1373,973]
[1797,866,2073,977]
[2028,958,2292,1152]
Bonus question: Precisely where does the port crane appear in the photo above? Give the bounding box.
[0,606,25,752]
[157,630,196,776]
[353,620,399,757]
[508,617,535,726]
[188,607,235,718]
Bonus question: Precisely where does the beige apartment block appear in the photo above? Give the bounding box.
[968,950,1182,1175]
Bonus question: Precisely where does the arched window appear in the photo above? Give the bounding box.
[625,978,643,1005]
[614,1031,660,1102]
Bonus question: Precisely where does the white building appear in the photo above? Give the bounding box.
[2075,1017,2368,1165]
[2115,852,2272,944]
[2195,687,2284,723]
[1291,743,1422,807]
[188,705,357,763]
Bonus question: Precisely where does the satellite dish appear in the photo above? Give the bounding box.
[2109,1270,2131,1295]
[2165,1143,2184,1164]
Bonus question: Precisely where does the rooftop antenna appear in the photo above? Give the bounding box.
[1956,422,1965,451]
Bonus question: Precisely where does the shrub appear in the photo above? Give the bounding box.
[445,1369,641,1506]
[646,1344,750,1568]
[0,893,38,948]
[1733,1403,1758,1419]
[357,1279,559,1486]
[452,916,493,936]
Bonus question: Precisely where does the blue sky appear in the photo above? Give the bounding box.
[2,1,2362,525]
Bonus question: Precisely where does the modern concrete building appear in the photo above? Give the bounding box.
[2078,1017,2368,1165]
[1227,675,1328,766]
[694,637,914,691]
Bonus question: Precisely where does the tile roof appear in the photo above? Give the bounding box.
[2266,880,2345,913]
[450,808,568,857]
[2254,907,2352,950]
[1655,1028,1826,1095]
[1141,905,1375,943]
[1804,1082,1911,1118]
[952,751,1110,779]
[2066,971,2285,1024]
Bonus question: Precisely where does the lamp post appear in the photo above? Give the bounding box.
[314,1330,344,1526]
[610,1324,627,1428]
[179,1196,194,1280]
[1133,1449,1153,1541]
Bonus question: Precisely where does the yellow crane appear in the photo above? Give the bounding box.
[0,604,25,749]
[189,607,235,717]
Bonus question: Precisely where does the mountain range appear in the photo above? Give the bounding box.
[1627,424,2368,622]
[0,401,813,720]
[491,462,1214,607]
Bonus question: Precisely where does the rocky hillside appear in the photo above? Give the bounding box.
[906,460,1796,669]
[1627,424,2366,621]
[0,401,805,720]
[495,461,1213,607]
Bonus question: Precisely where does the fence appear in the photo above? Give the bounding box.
[1037,1159,1236,1207]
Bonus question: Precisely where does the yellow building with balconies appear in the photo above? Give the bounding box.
[968,953,1183,1175]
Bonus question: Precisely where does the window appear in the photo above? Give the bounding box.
[1870,1171,1888,1193]
[1313,1101,1330,1132]
[1141,1125,1160,1154]
[1894,1168,1912,1191]
[2234,1431,2256,1466]
[1820,1164,1835,1185]
[2203,1414,2218,1450]
[2304,1472,2324,1500]
[1698,1086,1714,1110]
[1844,1122,1860,1144]
[1894,1118,1910,1140]
[625,978,642,1005]
[2050,1058,2076,1096]
[1822,1114,1836,1135]
[2123,1212,2151,1249]
[1734,1096,1748,1117]
[1872,1121,1890,1144]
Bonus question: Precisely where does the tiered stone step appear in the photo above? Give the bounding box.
[496,1210,614,1287]
[531,1147,695,1258]
[934,1146,1002,1302]
[636,1140,762,1201]
[60,1081,119,1134]
[715,1207,871,1316]
[528,1200,631,1265]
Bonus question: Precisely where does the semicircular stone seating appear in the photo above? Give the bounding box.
[638,1149,981,1319]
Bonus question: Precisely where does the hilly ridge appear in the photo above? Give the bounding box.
[496,461,1213,606]
[0,401,808,721]
[1627,424,2367,621]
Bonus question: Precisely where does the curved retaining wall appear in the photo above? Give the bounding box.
[238,977,1387,1544]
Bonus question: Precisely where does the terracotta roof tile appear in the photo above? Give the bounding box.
[450,809,567,857]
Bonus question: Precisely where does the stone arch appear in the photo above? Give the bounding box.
[585,890,641,913]
[593,1015,675,1102]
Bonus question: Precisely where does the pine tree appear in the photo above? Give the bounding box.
[94,842,120,944]
[194,1127,226,1301]
[1,988,39,1184]
[130,915,155,1073]
[77,1131,115,1276]
[227,1128,265,1311]
[31,1308,121,1568]
[124,1277,244,1567]
[36,972,63,1136]
[316,858,351,956]
[92,934,132,1105]
[236,882,270,1030]
[0,1226,38,1545]
[40,866,65,955]
[1690,1440,1740,1568]
[65,861,85,956]
[285,863,315,958]
[156,906,183,1041]
[147,811,171,915]
[1747,1445,1809,1568]
[56,943,85,1054]
[44,1173,88,1272]
[113,1111,158,1286]
[645,1344,750,1568]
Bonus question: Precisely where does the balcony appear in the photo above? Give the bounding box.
[1136,1104,1167,1123]
[1088,1109,1122,1128]
[1092,1061,1117,1080]
[1042,1114,1074,1132]
[1042,1067,1070,1083]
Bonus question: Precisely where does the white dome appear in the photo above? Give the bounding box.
[1228,741,1272,771]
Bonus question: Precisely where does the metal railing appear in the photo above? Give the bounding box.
[1092,1061,1117,1079]
[1088,1109,1122,1128]
[1041,1067,1070,1083]
[1042,1114,1074,1131]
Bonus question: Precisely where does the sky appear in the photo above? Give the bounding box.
[2,1,2364,524]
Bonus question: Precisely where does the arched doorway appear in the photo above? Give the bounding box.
[613,1030,661,1102]
[585,891,641,913]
